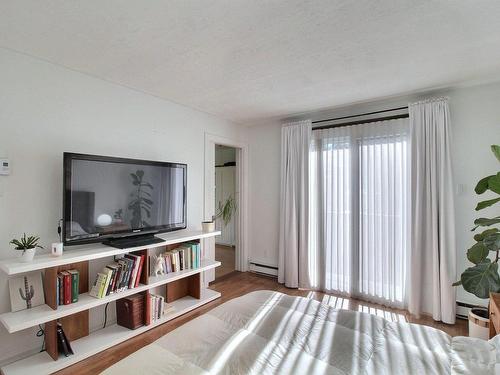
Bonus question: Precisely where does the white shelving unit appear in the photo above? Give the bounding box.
[0,229,220,275]
[1,290,221,375]
[0,229,222,375]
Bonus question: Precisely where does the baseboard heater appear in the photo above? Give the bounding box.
[249,261,278,277]
[456,301,481,320]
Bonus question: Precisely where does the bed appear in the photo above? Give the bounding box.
[103,290,499,374]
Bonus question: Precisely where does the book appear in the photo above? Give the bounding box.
[57,323,73,357]
[61,271,71,305]
[125,254,141,288]
[89,272,107,298]
[57,274,64,305]
[67,269,79,303]
[134,255,145,288]
[100,268,113,298]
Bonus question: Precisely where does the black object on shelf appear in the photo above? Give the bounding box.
[103,234,164,249]
[57,323,74,357]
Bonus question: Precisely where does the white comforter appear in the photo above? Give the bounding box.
[103,290,500,374]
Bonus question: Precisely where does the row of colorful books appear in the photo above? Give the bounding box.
[147,293,174,323]
[56,270,79,305]
[150,242,202,276]
[90,253,145,299]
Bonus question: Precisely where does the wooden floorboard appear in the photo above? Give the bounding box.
[54,271,467,374]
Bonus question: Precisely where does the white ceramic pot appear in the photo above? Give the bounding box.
[20,248,36,263]
[202,221,215,232]
[468,307,489,339]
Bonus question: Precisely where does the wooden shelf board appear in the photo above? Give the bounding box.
[1,289,221,375]
[0,260,220,333]
[0,230,220,276]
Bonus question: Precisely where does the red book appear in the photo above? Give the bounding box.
[61,271,71,305]
[145,292,151,326]
[134,255,145,288]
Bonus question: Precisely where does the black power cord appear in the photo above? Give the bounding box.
[36,324,45,352]
[103,302,110,329]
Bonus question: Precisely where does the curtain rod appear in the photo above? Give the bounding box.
[311,106,408,125]
[312,113,409,131]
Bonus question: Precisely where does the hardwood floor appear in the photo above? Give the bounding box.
[214,244,235,279]
[56,271,467,375]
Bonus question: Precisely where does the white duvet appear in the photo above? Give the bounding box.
[103,290,500,374]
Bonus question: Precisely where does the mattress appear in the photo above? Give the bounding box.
[102,290,500,374]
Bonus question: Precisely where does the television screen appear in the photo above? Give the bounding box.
[63,153,186,245]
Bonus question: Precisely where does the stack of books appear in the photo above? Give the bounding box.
[147,293,174,323]
[89,253,145,299]
[150,242,201,276]
[56,269,79,306]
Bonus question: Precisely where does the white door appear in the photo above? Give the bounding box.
[215,166,235,246]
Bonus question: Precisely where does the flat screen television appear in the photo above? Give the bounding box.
[63,153,187,246]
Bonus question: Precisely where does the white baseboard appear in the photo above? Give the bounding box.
[249,260,278,277]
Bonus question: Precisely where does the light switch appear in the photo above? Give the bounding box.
[0,158,10,175]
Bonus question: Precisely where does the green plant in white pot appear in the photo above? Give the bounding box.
[453,144,500,338]
[202,196,237,232]
[10,234,44,263]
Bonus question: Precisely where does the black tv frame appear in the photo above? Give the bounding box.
[63,152,187,246]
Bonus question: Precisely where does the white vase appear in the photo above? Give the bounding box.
[20,248,36,263]
[202,221,215,232]
[468,307,489,339]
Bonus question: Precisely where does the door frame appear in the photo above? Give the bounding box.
[204,133,248,284]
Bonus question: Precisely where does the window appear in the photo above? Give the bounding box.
[309,119,409,308]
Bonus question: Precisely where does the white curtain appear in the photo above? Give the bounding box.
[408,98,456,324]
[278,120,312,288]
[309,118,410,308]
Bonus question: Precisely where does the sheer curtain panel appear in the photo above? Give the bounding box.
[309,119,410,308]
[408,98,456,324]
[278,120,312,288]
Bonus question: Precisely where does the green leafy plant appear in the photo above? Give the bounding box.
[453,145,500,298]
[10,233,43,255]
[128,170,154,228]
[213,195,237,227]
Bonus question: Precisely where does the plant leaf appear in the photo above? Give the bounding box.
[474,228,499,242]
[476,197,500,211]
[472,216,500,230]
[136,170,144,179]
[467,242,489,264]
[492,145,500,163]
[461,260,500,299]
[475,175,494,194]
[488,172,500,195]
[483,232,500,251]
[452,280,462,286]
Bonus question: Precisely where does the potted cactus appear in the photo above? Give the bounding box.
[10,233,43,262]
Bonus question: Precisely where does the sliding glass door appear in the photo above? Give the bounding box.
[309,119,410,308]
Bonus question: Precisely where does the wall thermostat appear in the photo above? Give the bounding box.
[0,159,10,175]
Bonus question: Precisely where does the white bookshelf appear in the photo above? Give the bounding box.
[0,259,220,333]
[0,229,222,375]
[1,289,221,375]
[0,229,221,275]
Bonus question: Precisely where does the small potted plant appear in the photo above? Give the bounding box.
[10,233,44,263]
[453,145,500,338]
[202,196,237,232]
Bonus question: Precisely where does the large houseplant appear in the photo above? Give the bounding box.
[454,144,500,337]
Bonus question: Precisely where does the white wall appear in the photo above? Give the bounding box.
[0,48,241,364]
[244,81,500,311]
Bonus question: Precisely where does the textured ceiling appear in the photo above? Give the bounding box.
[2,1,500,123]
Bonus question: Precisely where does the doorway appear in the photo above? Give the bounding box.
[203,133,248,286]
[214,145,237,278]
